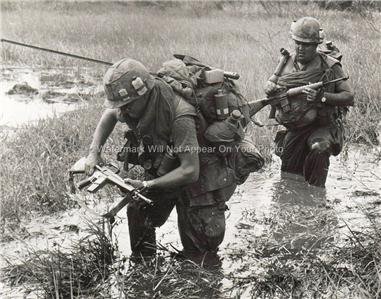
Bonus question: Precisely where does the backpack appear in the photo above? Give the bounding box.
[156,54,264,184]
[157,55,250,142]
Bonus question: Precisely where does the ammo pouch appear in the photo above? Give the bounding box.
[204,118,244,144]
[183,154,236,204]
[317,105,339,126]
[229,138,265,185]
[117,130,140,170]
[156,148,180,177]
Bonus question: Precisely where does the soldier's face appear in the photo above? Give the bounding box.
[294,41,318,64]
[119,94,149,119]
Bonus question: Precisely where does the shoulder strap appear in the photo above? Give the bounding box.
[174,94,197,120]
[319,52,341,68]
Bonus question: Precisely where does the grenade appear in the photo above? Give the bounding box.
[215,89,229,120]
[138,152,153,170]
[204,110,244,143]
[228,110,242,125]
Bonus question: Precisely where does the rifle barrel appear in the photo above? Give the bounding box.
[323,76,349,85]
[1,38,112,66]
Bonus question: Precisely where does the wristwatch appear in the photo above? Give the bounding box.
[321,96,327,103]
[142,180,154,189]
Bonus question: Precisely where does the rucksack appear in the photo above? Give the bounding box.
[156,54,264,184]
[157,55,251,141]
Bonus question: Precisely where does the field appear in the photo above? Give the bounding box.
[0,1,381,298]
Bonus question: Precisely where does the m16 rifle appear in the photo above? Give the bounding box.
[69,157,152,221]
[1,39,241,80]
[247,76,349,117]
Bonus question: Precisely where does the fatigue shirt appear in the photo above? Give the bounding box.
[276,53,351,127]
[118,85,235,207]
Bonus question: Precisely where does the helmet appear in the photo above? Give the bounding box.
[290,17,324,44]
[103,58,155,109]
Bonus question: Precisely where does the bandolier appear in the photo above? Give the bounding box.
[265,17,353,187]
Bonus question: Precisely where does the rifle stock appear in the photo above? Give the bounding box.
[247,98,271,117]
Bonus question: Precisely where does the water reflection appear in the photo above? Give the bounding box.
[270,173,338,255]
[0,67,88,127]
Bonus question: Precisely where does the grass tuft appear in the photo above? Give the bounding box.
[2,220,115,298]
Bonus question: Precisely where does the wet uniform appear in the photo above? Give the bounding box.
[273,53,352,187]
[120,79,236,259]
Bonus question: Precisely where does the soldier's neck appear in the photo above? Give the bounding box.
[296,54,320,71]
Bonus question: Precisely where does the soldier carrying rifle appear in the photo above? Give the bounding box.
[83,58,247,266]
[264,17,354,187]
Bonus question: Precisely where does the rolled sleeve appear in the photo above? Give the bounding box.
[172,116,199,154]
[332,64,352,93]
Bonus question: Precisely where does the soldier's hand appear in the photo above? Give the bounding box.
[303,87,323,102]
[264,81,283,96]
[85,153,103,175]
[124,178,144,190]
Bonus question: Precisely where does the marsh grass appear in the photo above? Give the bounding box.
[226,206,381,298]
[2,220,115,298]
[1,1,380,140]
[0,2,380,297]
[119,256,224,298]
[1,0,379,221]
[229,238,381,298]
[0,94,128,223]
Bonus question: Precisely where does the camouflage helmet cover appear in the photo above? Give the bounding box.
[290,17,324,44]
[103,58,155,109]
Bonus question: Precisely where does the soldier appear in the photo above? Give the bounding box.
[265,17,354,187]
[84,58,236,266]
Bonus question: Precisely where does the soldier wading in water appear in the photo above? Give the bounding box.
[84,58,250,266]
[265,17,354,187]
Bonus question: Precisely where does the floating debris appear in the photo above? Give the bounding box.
[353,190,380,197]
[41,90,65,102]
[41,90,81,103]
[40,72,75,88]
[6,82,38,97]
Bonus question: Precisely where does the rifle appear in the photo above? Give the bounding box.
[247,76,349,117]
[69,157,152,220]
[174,53,240,80]
[1,39,240,80]
[1,38,112,66]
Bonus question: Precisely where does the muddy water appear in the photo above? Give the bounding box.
[0,66,102,129]
[0,67,380,297]
[1,147,379,298]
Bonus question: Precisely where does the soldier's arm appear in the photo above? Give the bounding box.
[323,64,354,107]
[147,116,200,189]
[85,109,119,174]
[89,109,119,154]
